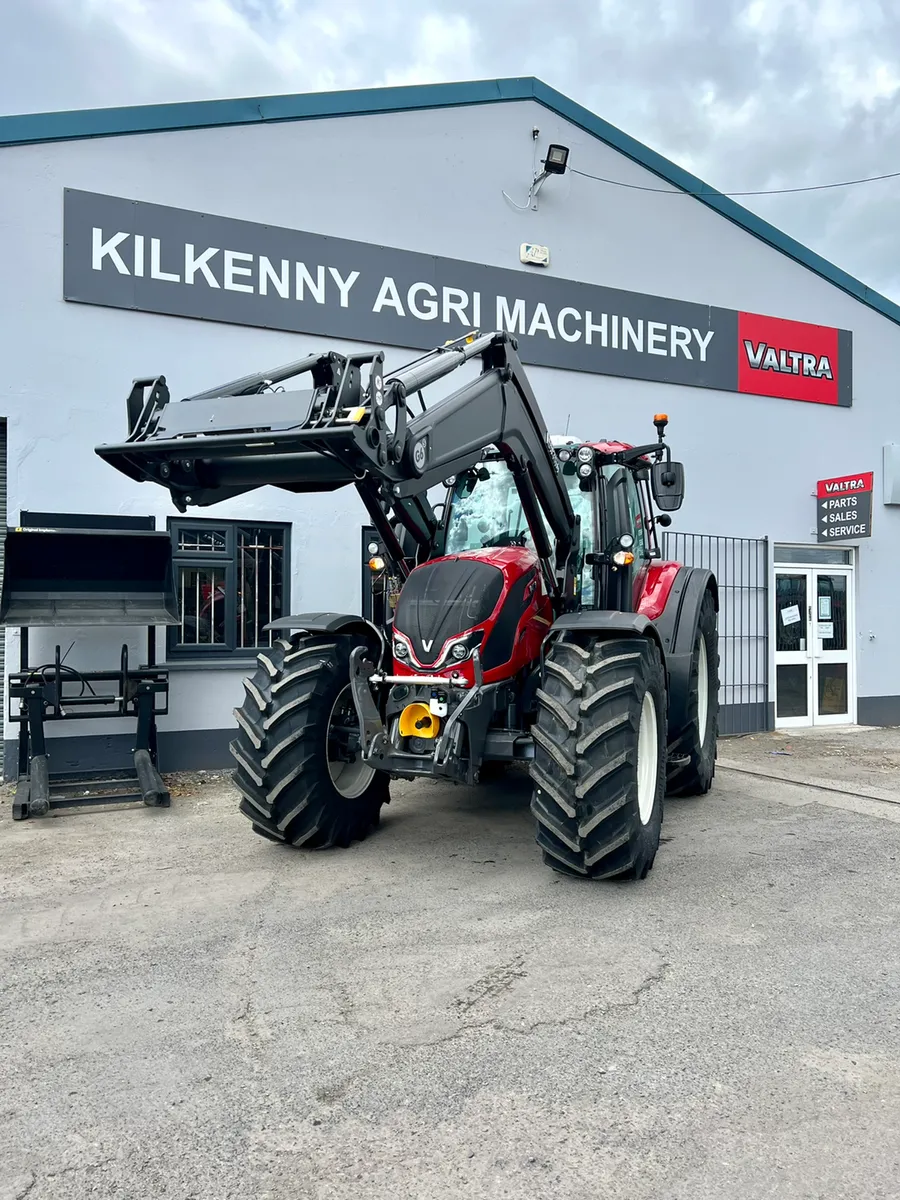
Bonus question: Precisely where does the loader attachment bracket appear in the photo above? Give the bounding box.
[96,330,579,599]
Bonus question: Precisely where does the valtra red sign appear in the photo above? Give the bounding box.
[738,312,850,407]
[816,472,873,498]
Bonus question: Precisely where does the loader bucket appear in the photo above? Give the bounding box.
[0,527,179,626]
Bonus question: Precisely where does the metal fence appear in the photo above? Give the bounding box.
[663,532,771,735]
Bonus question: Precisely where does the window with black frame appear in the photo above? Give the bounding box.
[167,520,290,659]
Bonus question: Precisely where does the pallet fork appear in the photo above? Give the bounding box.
[9,636,170,820]
[0,513,179,821]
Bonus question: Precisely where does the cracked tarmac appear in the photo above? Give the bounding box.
[2,753,900,1199]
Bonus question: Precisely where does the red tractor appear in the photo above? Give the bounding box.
[97,330,719,880]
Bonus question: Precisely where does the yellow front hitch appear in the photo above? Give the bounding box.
[398,702,441,739]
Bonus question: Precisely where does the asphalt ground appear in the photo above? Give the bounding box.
[2,731,899,1199]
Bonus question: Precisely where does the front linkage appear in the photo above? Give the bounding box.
[348,644,498,786]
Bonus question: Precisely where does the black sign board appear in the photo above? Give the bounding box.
[816,472,873,542]
[61,188,853,404]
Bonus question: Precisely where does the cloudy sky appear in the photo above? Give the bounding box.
[3,0,899,299]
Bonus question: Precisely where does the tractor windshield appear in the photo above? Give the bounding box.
[444,459,603,604]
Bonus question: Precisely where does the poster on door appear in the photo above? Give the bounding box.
[816,471,873,542]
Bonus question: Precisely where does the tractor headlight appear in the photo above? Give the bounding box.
[450,642,468,661]
[619,534,634,549]
[577,463,592,479]
[577,446,593,463]
[393,638,408,658]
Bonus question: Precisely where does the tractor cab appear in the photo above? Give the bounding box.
[439,433,679,612]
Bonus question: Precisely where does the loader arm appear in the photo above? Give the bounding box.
[95,330,578,595]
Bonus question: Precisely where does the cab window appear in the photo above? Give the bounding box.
[624,471,648,559]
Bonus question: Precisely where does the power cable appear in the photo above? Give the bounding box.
[570,165,900,197]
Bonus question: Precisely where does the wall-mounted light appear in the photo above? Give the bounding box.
[543,144,570,175]
[502,135,572,213]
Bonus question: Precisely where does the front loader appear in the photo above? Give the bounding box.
[96,330,719,880]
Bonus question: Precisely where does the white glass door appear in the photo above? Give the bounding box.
[812,570,853,725]
[775,570,812,727]
[774,567,854,727]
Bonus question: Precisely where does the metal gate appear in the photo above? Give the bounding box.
[663,532,771,735]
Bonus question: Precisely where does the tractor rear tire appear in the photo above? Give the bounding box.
[666,588,719,797]
[530,635,667,881]
[230,633,389,847]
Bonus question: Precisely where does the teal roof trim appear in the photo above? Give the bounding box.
[0,77,529,145]
[2,75,898,327]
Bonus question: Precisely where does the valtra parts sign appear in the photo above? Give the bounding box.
[62,189,853,406]
[816,472,873,542]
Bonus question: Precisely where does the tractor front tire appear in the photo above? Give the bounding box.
[530,635,667,881]
[230,633,389,847]
[666,588,719,797]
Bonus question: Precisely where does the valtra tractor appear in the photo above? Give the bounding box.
[96,330,719,881]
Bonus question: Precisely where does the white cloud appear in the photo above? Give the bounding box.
[382,13,479,89]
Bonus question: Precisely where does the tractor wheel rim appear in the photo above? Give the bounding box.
[697,634,709,751]
[327,685,375,800]
[637,690,659,826]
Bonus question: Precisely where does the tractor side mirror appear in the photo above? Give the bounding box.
[651,460,685,511]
